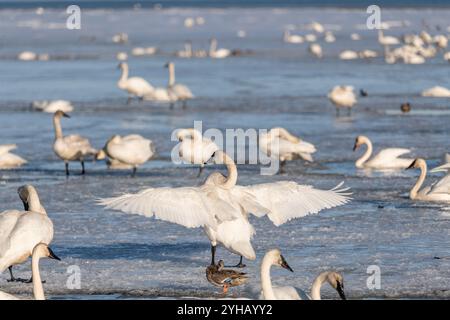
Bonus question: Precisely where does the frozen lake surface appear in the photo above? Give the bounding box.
[0,7,449,299]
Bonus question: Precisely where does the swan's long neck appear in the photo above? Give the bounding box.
[261,256,277,300]
[168,63,175,87]
[32,253,45,300]
[410,161,427,199]
[53,115,63,139]
[119,64,129,83]
[310,272,329,300]
[28,188,46,215]
[272,128,299,143]
[356,138,373,168]
[221,153,238,189]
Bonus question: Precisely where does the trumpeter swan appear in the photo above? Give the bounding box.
[165,62,194,108]
[421,86,450,97]
[359,50,378,59]
[144,87,176,103]
[259,127,316,172]
[96,134,155,176]
[100,150,351,267]
[0,185,53,282]
[328,86,357,115]
[378,30,399,46]
[353,135,414,169]
[283,30,303,44]
[0,243,60,300]
[176,128,219,176]
[209,38,231,58]
[117,62,155,103]
[31,100,73,113]
[339,50,359,60]
[406,158,450,202]
[324,31,335,43]
[258,249,346,300]
[309,43,323,58]
[52,110,97,176]
[0,144,26,169]
[350,33,361,41]
[116,52,128,61]
[112,32,128,44]
[434,35,448,49]
[17,51,37,61]
[177,41,193,58]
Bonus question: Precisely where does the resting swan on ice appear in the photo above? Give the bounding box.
[0,144,26,169]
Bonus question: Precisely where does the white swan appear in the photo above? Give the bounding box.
[339,50,359,60]
[259,127,316,171]
[258,249,346,300]
[324,31,335,43]
[0,243,60,300]
[176,128,219,176]
[359,50,378,59]
[117,62,154,103]
[0,185,53,282]
[176,41,193,58]
[421,86,450,98]
[209,38,231,58]
[406,158,450,202]
[112,32,128,44]
[283,30,303,44]
[96,134,155,175]
[309,43,323,58]
[353,135,414,169]
[378,30,400,46]
[31,100,73,113]
[17,51,37,61]
[165,62,194,108]
[100,150,351,267]
[52,110,97,175]
[0,144,27,169]
[328,86,357,115]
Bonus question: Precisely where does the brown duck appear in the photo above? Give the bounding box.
[206,260,248,294]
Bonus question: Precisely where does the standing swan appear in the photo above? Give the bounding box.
[165,62,194,108]
[96,134,155,176]
[0,144,27,169]
[406,158,450,202]
[0,243,60,300]
[0,185,53,282]
[176,128,219,177]
[353,135,414,169]
[258,249,346,300]
[117,62,155,104]
[259,127,316,173]
[100,150,351,267]
[328,86,357,115]
[52,110,97,176]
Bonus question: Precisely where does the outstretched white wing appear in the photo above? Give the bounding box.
[235,181,351,226]
[99,187,236,229]
[372,148,411,162]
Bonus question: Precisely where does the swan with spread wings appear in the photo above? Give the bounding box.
[99,151,351,267]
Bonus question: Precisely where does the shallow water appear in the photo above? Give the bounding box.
[0,7,449,300]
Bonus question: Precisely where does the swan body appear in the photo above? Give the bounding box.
[112,33,128,44]
[144,87,176,102]
[96,134,154,174]
[324,31,335,43]
[32,100,73,113]
[209,38,231,58]
[117,62,154,100]
[309,43,323,58]
[407,158,450,202]
[0,243,60,300]
[359,50,378,59]
[0,186,53,282]
[353,135,413,169]
[328,86,357,112]
[100,151,351,265]
[52,110,97,175]
[258,249,346,300]
[116,52,128,61]
[350,33,361,41]
[378,30,400,45]
[421,86,450,97]
[259,127,316,163]
[176,42,193,58]
[339,50,359,60]
[283,30,303,44]
[0,144,26,169]
[17,51,37,61]
[165,62,194,105]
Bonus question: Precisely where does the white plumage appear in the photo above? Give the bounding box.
[31,100,74,113]
[421,86,450,98]
[117,62,154,101]
[209,38,231,58]
[328,85,357,113]
[0,144,27,169]
[165,62,194,106]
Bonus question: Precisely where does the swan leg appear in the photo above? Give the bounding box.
[182,100,187,109]
[65,162,70,176]
[336,107,340,117]
[126,96,132,105]
[131,167,137,177]
[169,102,175,110]
[227,256,246,268]
[210,245,216,266]
[197,166,204,177]
[24,276,45,284]
[81,160,85,175]
[278,161,286,174]
[6,266,29,283]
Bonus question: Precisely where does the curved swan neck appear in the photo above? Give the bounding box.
[311,272,329,300]
[168,63,175,87]
[32,252,45,300]
[119,63,129,83]
[356,137,372,168]
[221,152,238,189]
[410,161,427,199]
[53,115,63,139]
[261,255,277,300]
[28,188,45,214]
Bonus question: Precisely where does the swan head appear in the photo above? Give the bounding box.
[265,249,293,272]
[164,61,174,68]
[96,149,107,160]
[406,158,426,170]
[33,243,61,261]
[117,62,128,70]
[54,110,70,119]
[353,135,368,151]
[18,185,41,212]
[176,128,192,141]
[326,271,346,300]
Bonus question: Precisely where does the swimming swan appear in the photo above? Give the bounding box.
[165,62,194,108]
[0,185,53,282]
[209,38,231,58]
[406,158,450,202]
[421,86,450,98]
[100,150,351,267]
[258,249,346,300]
[96,134,155,175]
[353,135,414,169]
[117,62,154,103]
[52,110,97,175]
[0,243,60,300]
[176,128,219,176]
[0,144,27,169]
